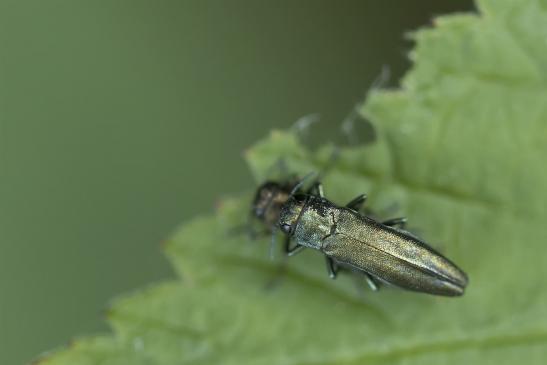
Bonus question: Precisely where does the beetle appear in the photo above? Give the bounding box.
[278,182,468,296]
[252,178,384,290]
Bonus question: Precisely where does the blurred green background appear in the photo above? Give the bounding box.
[0,1,473,364]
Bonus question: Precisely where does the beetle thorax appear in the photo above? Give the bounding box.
[293,196,337,250]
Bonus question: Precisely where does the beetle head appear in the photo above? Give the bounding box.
[278,195,306,235]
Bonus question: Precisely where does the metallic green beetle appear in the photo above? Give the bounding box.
[252,179,384,289]
[278,184,468,296]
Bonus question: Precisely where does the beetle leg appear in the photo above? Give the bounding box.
[363,272,380,291]
[284,235,306,256]
[382,217,407,229]
[325,257,339,279]
[345,194,367,211]
[307,181,324,198]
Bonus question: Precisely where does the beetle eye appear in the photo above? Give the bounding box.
[280,223,291,234]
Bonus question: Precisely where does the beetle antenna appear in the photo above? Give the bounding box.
[289,171,317,197]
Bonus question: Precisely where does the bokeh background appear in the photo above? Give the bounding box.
[0,1,474,364]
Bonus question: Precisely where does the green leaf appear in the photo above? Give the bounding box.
[36,0,547,364]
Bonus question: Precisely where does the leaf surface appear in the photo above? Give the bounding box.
[38,1,547,364]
